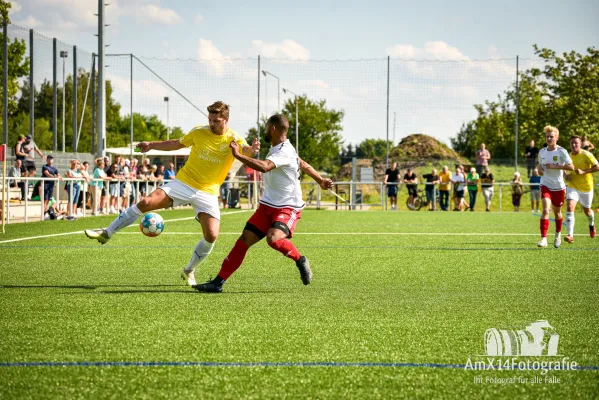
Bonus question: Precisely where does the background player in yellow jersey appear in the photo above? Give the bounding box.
[85,101,260,285]
[564,135,599,243]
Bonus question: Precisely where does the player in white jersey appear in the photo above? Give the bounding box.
[194,114,333,293]
[536,125,574,248]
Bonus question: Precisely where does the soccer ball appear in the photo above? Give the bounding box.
[140,212,165,237]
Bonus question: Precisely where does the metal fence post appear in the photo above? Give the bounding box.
[52,38,57,151]
[72,45,77,152]
[515,55,520,172]
[2,21,8,146]
[91,54,96,153]
[29,29,34,140]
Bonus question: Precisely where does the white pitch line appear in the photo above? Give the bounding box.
[116,232,541,236]
[0,210,251,244]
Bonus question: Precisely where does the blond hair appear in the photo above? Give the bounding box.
[207,101,230,119]
[544,125,559,135]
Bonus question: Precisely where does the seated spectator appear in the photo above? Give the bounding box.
[154,164,165,181]
[9,159,26,200]
[511,171,524,212]
[422,169,440,211]
[529,168,541,213]
[466,167,479,212]
[480,167,495,212]
[403,168,418,210]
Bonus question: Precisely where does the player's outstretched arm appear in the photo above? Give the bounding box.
[241,138,260,157]
[137,139,185,153]
[300,158,333,189]
[229,141,275,173]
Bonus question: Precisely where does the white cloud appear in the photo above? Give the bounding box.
[136,4,183,25]
[9,1,22,14]
[386,41,470,61]
[487,45,501,59]
[36,0,101,27]
[194,13,204,24]
[250,40,310,60]
[197,38,228,76]
[14,15,44,28]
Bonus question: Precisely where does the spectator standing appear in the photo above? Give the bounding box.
[14,135,26,162]
[524,140,540,178]
[246,167,261,209]
[438,165,452,211]
[403,168,418,210]
[451,166,466,211]
[581,136,595,152]
[384,162,400,210]
[22,135,47,195]
[466,167,479,212]
[90,158,109,215]
[64,159,83,220]
[164,163,176,181]
[422,169,440,211]
[77,161,91,215]
[41,155,62,215]
[480,167,495,212]
[475,143,491,174]
[529,168,541,213]
[107,162,121,214]
[220,173,231,208]
[9,159,26,200]
[129,159,138,205]
[101,156,111,214]
[511,172,524,212]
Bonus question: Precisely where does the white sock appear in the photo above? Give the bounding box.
[587,212,595,226]
[184,239,215,272]
[565,211,574,237]
[106,204,143,237]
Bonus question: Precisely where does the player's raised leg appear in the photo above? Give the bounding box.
[85,188,172,244]
[266,226,312,285]
[181,212,219,286]
[194,227,263,292]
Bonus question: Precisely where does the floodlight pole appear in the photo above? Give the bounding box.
[60,50,68,152]
[164,96,170,140]
[262,70,280,113]
[282,88,299,156]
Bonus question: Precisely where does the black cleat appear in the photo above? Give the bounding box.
[296,256,312,285]
[193,280,223,293]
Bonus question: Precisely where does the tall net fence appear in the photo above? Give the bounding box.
[2,23,554,174]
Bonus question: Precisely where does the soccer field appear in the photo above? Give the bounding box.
[0,209,597,399]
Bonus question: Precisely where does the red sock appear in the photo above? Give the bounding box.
[217,239,249,281]
[555,218,563,233]
[268,239,301,261]
[540,219,550,238]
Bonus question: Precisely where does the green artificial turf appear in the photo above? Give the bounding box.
[0,209,597,399]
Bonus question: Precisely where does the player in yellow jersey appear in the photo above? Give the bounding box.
[85,101,260,285]
[564,136,599,243]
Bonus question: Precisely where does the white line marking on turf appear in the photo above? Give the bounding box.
[116,232,541,236]
[0,210,251,244]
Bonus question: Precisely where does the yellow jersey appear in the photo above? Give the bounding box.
[567,150,598,192]
[439,171,452,191]
[176,126,248,195]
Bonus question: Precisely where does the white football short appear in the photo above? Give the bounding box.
[566,187,593,209]
[160,179,220,220]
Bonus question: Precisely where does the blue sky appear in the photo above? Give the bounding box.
[9,0,599,147]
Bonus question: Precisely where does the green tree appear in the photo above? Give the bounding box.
[246,95,344,173]
[1,0,30,144]
[451,46,599,160]
[355,138,393,159]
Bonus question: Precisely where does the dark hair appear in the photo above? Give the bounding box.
[266,114,289,133]
[570,135,582,142]
[207,101,229,119]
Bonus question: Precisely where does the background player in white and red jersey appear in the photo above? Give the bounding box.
[564,136,599,243]
[536,125,574,248]
[195,114,333,293]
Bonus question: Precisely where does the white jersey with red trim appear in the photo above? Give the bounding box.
[538,145,572,190]
[260,140,305,209]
